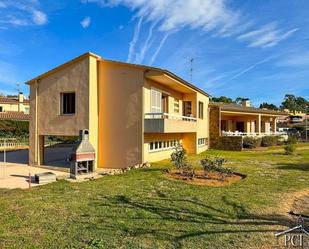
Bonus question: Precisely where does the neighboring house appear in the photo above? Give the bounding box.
[26,52,210,169]
[209,100,287,150]
[0,93,30,114]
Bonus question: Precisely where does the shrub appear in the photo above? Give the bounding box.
[243,136,262,149]
[284,143,296,155]
[170,145,194,177]
[284,136,297,155]
[200,156,233,180]
[261,136,280,147]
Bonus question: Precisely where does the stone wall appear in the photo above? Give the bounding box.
[209,105,243,151]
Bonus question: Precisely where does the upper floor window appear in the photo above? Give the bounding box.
[198,101,204,119]
[0,106,3,112]
[151,89,162,113]
[24,107,30,114]
[174,98,179,113]
[61,92,75,115]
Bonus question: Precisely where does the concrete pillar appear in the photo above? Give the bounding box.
[37,135,45,165]
[227,120,233,131]
[245,121,251,133]
[272,118,277,133]
[257,115,261,134]
[251,121,255,133]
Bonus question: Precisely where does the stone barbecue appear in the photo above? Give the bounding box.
[70,129,95,178]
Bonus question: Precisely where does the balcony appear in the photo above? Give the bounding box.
[144,113,197,133]
[221,131,287,137]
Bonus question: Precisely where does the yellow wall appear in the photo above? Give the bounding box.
[0,102,29,113]
[98,61,144,169]
[144,133,183,162]
[196,92,209,153]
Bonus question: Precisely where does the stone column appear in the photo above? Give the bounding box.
[256,115,261,135]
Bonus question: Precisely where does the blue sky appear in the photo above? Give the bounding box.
[0,0,308,106]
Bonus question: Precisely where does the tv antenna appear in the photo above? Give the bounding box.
[15,83,21,94]
[190,58,194,83]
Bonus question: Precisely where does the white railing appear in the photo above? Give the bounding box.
[221,131,288,137]
[145,113,197,122]
[0,139,62,150]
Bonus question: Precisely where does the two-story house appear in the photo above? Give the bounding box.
[26,52,209,169]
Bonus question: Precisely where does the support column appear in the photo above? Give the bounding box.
[272,118,277,133]
[37,135,44,166]
[257,115,261,135]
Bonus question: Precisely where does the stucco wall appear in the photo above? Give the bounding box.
[196,92,209,154]
[98,61,144,169]
[36,57,90,136]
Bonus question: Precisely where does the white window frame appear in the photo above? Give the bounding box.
[151,88,162,113]
[198,138,207,147]
[149,139,180,152]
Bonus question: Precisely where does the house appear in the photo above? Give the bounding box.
[209,100,288,150]
[26,52,210,169]
[0,93,30,114]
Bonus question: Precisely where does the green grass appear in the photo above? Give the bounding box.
[0,144,308,249]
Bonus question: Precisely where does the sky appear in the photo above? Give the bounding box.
[0,0,308,106]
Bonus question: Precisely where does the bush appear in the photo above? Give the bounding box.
[284,136,297,155]
[284,143,296,155]
[261,136,280,147]
[200,156,233,180]
[0,120,29,139]
[243,136,262,149]
[170,145,194,177]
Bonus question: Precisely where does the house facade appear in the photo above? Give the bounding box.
[0,93,30,114]
[209,101,288,150]
[27,52,210,169]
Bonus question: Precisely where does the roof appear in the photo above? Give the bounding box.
[25,52,209,97]
[0,97,29,104]
[210,102,288,116]
[0,112,29,121]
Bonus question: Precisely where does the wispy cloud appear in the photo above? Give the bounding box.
[238,22,299,48]
[0,0,48,28]
[81,16,91,28]
[149,32,170,65]
[127,17,143,63]
[277,51,309,67]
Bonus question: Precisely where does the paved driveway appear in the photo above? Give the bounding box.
[0,145,74,189]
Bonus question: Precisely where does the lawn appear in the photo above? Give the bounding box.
[0,144,308,249]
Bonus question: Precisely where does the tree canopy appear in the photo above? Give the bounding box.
[211,96,234,103]
[281,94,309,114]
[259,102,279,110]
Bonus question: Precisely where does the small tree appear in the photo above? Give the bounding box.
[284,136,297,155]
[200,157,232,180]
[170,145,194,177]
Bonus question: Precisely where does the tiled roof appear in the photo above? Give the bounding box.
[0,97,30,104]
[0,112,29,121]
[209,102,288,116]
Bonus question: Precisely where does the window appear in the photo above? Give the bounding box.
[0,106,3,112]
[61,92,76,115]
[198,101,204,119]
[24,107,30,114]
[183,101,192,116]
[151,89,162,113]
[174,98,179,113]
[198,138,207,146]
[149,139,180,152]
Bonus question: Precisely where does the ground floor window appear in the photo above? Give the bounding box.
[198,138,208,146]
[149,140,180,152]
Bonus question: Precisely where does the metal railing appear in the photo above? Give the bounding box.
[145,113,197,122]
[221,131,288,137]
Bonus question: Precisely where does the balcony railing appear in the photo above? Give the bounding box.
[221,131,287,137]
[144,113,197,122]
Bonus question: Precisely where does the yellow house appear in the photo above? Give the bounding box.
[26,52,210,169]
[0,93,30,114]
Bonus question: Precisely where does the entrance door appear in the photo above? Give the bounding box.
[236,122,245,132]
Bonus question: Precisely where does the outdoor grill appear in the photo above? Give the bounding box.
[70,129,95,178]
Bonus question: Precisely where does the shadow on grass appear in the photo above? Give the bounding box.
[275,162,309,171]
[83,194,293,248]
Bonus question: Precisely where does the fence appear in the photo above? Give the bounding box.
[0,138,63,151]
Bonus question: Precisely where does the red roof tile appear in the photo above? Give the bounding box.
[0,97,30,104]
[0,112,29,121]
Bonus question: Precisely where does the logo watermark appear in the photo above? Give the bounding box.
[275,215,309,248]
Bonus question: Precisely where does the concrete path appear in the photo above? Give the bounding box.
[0,162,69,189]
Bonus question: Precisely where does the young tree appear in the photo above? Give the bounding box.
[211,96,234,103]
[259,102,278,110]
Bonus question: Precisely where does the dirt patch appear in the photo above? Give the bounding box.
[165,170,246,186]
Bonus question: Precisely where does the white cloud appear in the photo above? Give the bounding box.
[127,17,143,62]
[238,23,299,48]
[81,16,91,28]
[0,0,48,27]
[32,10,47,25]
[277,51,309,67]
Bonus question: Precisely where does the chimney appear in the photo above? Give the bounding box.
[242,99,251,107]
[18,92,24,103]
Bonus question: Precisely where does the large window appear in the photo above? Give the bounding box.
[61,92,75,115]
[151,88,162,113]
[198,138,207,146]
[149,140,180,152]
[198,101,204,119]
